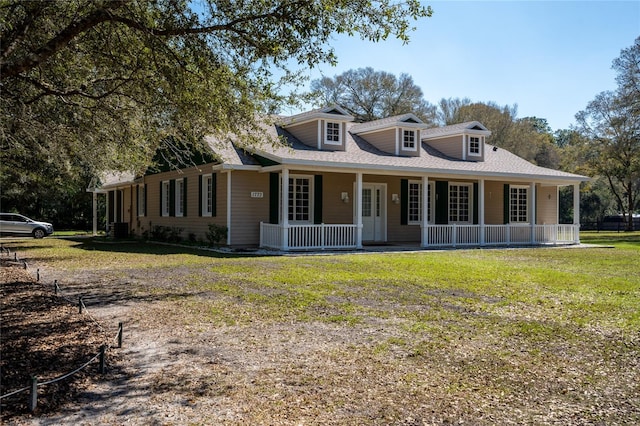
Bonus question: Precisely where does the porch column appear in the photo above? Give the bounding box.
[282,168,289,250]
[530,182,536,244]
[479,179,485,246]
[227,171,232,246]
[421,176,429,247]
[573,182,580,243]
[355,172,363,249]
[92,191,98,236]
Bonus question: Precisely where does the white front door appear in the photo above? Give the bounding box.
[361,184,386,242]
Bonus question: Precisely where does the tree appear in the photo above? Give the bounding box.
[0,0,431,221]
[310,67,437,124]
[576,37,640,230]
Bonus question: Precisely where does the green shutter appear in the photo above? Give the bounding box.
[183,177,187,217]
[269,172,279,224]
[504,184,510,224]
[314,175,323,224]
[169,179,176,217]
[198,175,202,217]
[212,173,217,217]
[473,182,479,225]
[435,181,448,224]
[116,190,122,222]
[400,179,408,225]
[136,185,139,216]
[144,184,147,217]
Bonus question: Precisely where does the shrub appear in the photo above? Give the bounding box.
[206,224,228,246]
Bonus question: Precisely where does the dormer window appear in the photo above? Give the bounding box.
[403,130,416,151]
[469,136,481,156]
[325,121,341,145]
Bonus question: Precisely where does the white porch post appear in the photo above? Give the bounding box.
[92,192,98,236]
[355,172,363,249]
[530,182,536,244]
[479,179,485,246]
[226,171,232,246]
[421,176,429,247]
[573,182,580,243]
[282,168,289,250]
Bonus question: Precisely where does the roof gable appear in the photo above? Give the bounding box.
[279,105,355,127]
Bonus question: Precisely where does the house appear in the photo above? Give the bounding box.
[91,106,589,250]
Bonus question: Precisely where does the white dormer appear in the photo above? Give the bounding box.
[279,105,354,151]
[421,121,491,161]
[351,113,429,157]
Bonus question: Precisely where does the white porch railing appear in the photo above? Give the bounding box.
[260,222,358,250]
[261,223,579,251]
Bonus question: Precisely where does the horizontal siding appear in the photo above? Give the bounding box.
[229,171,271,246]
[323,173,356,224]
[537,186,558,224]
[286,121,318,148]
[360,129,396,155]
[484,181,505,225]
[425,135,463,159]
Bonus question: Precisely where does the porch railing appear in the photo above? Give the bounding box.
[260,222,358,250]
[261,223,579,251]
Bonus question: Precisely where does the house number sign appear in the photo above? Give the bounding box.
[251,192,264,198]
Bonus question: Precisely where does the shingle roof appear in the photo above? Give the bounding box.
[212,121,587,182]
[351,113,426,134]
[421,121,490,138]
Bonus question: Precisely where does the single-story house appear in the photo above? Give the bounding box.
[90,105,589,250]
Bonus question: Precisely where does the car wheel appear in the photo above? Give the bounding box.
[33,228,46,239]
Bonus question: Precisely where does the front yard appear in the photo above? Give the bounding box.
[1,232,639,424]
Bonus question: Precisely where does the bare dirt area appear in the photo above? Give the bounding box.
[2,243,639,425]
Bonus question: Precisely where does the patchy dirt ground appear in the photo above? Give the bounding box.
[2,243,639,425]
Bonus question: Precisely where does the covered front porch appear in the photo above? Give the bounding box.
[259,169,582,251]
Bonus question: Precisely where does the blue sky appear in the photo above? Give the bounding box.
[288,1,639,132]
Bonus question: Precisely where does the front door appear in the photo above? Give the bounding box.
[361,184,386,242]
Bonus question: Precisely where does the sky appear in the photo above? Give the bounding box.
[285,1,639,132]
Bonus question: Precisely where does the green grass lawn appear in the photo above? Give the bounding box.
[2,231,639,424]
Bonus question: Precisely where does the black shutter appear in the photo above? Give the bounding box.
[116,190,122,222]
[108,191,115,223]
[504,184,510,224]
[212,174,217,217]
[198,175,203,217]
[400,179,408,225]
[183,177,188,217]
[435,181,448,224]
[269,172,279,224]
[169,179,176,217]
[314,175,323,224]
[136,185,139,216]
[144,184,147,217]
[473,182,479,225]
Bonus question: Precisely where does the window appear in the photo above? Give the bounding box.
[449,183,471,223]
[510,186,528,223]
[288,176,311,222]
[468,136,481,156]
[408,182,422,224]
[403,130,416,150]
[137,184,146,217]
[325,122,341,145]
[175,178,184,217]
[161,181,170,217]
[201,174,213,217]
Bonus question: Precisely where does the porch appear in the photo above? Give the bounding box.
[260,222,580,251]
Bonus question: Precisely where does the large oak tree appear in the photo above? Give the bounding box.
[0,0,431,217]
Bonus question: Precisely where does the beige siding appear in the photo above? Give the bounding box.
[138,167,228,243]
[425,135,463,159]
[229,171,271,246]
[536,186,558,224]
[484,181,505,224]
[322,173,356,224]
[360,129,397,155]
[285,121,318,148]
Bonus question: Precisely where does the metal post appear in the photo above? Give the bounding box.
[54,280,58,295]
[28,376,38,412]
[118,322,123,348]
[37,269,40,281]
[79,297,83,314]
[99,345,106,374]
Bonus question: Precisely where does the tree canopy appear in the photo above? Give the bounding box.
[575,37,640,229]
[310,67,437,124]
[0,0,431,219]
